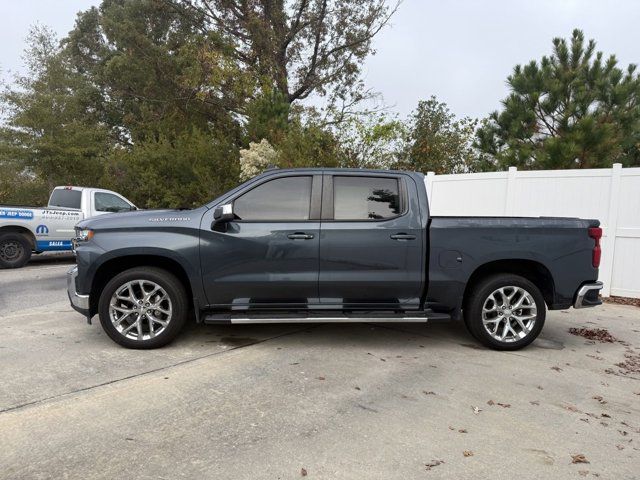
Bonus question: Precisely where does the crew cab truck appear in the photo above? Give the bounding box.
[0,186,136,269]
[67,168,603,350]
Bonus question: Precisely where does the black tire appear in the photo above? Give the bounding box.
[0,233,32,269]
[463,274,546,351]
[98,267,188,349]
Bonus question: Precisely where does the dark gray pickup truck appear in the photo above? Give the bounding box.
[68,168,603,350]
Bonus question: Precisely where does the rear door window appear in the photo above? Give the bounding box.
[333,176,401,220]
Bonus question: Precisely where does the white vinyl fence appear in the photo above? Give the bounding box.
[425,164,640,298]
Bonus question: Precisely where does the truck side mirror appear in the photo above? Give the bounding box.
[212,203,234,229]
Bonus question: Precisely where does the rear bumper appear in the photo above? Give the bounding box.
[67,265,90,316]
[573,281,603,309]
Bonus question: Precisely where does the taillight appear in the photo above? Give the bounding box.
[588,227,602,268]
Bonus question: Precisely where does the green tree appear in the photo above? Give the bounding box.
[102,128,239,208]
[276,114,342,168]
[1,0,400,206]
[399,96,479,174]
[476,29,640,169]
[64,0,246,144]
[174,0,398,112]
[0,25,111,198]
[335,113,406,169]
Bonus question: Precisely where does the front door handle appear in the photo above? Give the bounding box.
[390,233,416,241]
[287,232,314,240]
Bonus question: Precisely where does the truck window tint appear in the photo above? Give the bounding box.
[334,176,400,220]
[95,192,132,213]
[48,189,82,209]
[234,176,312,221]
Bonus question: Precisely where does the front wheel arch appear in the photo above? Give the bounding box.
[89,254,194,318]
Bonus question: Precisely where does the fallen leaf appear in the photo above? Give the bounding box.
[564,404,580,412]
[317,376,325,381]
[551,366,563,372]
[592,395,606,404]
[301,467,308,476]
[424,459,444,471]
[571,454,589,464]
[423,391,435,395]
[601,413,611,418]
[616,445,625,450]
[568,327,617,343]
[472,406,482,414]
[497,402,511,408]
[463,450,474,457]
[537,386,544,390]
[487,399,495,406]
[530,400,540,406]
[448,426,455,431]
[578,471,589,477]
[354,386,361,391]
[458,429,468,433]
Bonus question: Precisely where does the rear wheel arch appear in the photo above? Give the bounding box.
[463,259,555,309]
[90,255,194,317]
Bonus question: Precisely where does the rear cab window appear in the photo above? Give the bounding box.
[48,189,82,209]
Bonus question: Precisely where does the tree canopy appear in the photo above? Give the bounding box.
[2,18,639,209]
[476,29,640,169]
[0,0,396,207]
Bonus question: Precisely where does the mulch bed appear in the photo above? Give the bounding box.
[603,296,640,308]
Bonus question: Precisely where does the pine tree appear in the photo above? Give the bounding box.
[476,29,640,169]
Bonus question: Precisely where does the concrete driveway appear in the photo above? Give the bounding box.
[1,261,639,479]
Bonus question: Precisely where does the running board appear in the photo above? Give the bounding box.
[202,311,451,325]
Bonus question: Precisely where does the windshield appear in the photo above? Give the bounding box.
[48,189,82,209]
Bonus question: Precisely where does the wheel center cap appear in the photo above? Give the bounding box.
[504,308,512,316]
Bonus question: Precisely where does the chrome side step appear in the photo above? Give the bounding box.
[202,311,451,325]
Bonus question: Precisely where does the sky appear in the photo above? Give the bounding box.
[1,0,639,121]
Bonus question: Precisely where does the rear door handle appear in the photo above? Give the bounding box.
[287,232,314,240]
[390,233,416,240]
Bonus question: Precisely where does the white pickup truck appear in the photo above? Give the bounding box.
[0,186,136,268]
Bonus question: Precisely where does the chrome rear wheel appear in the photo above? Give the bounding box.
[464,274,546,350]
[482,286,537,343]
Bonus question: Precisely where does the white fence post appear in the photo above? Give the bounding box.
[426,171,435,202]
[602,163,623,297]
[504,166,517,215]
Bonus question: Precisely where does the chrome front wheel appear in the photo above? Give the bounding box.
[109,280,173,341]
[99,267,188,349]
